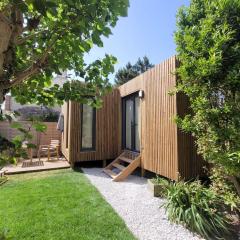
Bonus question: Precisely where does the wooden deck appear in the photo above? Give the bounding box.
[2,157,70,175]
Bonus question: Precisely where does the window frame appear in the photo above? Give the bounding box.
[80,104,96,151]
[122,92,140,152]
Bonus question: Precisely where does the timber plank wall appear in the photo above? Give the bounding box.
[61,90,120,164]
[62,56,203,180]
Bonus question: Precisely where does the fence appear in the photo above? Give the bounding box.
[0,121,61,157]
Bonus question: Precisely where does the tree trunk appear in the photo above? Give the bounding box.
[0,8,24,104]
[0,13,13,104]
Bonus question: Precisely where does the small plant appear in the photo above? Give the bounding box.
[0,136,16,167]
[163,180,232,239]
[0,149,16,167]
[0,113,47,167]
[10,120,47,161]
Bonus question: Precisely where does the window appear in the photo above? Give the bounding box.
[81,104,96,151]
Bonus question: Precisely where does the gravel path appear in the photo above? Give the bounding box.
[82,168,201,240]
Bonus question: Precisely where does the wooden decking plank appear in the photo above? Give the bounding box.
[103,169,117,178]
[112,163,126,171]
[119,156,133,164]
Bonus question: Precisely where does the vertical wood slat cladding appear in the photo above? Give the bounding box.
[66,89,120,163]
[176,92,205,179]
[61,102,69,160]
[62,56,203,180]
[117,56,178,180]
[142,57,178,180]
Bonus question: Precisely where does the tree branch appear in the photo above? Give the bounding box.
[15,30,48,45]
[0,12,13,27]
[7,31,65,88]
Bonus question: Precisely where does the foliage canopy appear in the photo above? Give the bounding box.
[175,0,240,194]
[114,56,154,86]
[0,0,129,107]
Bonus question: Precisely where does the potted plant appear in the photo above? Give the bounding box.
[148,176,170,197]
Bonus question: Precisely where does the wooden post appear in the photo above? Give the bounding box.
[102,159,107,168]
[38,149,41,162]
[29,148,33,163]
[56,146,59,161]
[141,159,145,177]
[47,146,50,161]
[141,167,145,178]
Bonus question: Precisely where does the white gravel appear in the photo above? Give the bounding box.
[82,168,201,240]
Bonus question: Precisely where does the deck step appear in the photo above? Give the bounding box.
[119,156,133,164]
[103,150,141,181]
[112,163,126,171]
[103,169,117,178]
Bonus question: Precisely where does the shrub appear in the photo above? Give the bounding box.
[0,136,15,167]
[210,166,240,213]
[175,0,240,196]
[163,180,232,239]
[0,136,14,152]
[0,149,16,167]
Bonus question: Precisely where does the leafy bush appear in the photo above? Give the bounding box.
[0,136,14,152]
[163,180,232,239]
[0,149,16,167]
[0,136,15,167]
[210,166,240,213]
[40,110,59,122]
[10,121,47,160]
[0,120,47,167]
[175,0,240,196]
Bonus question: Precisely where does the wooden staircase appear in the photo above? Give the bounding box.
[103,150,141,181]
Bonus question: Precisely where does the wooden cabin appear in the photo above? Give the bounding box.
[61,56,203,181]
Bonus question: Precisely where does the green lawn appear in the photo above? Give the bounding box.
[0,169,136,240]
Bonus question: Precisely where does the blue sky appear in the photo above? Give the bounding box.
[85,0,189,82]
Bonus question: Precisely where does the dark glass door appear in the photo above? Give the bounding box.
[122,93,140,152]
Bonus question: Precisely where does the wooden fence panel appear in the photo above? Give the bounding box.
[0,121,61,157]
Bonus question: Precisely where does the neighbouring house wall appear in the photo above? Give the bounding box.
[4,95,11,111]
[3,95,62,113]
[0,121,61,157]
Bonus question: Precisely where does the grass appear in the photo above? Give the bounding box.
[0,169,136,240]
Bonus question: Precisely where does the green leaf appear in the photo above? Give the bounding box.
[32,0,47,16]
[10,122,22,129]
[33,122,47,132]
[26,143,37,149]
